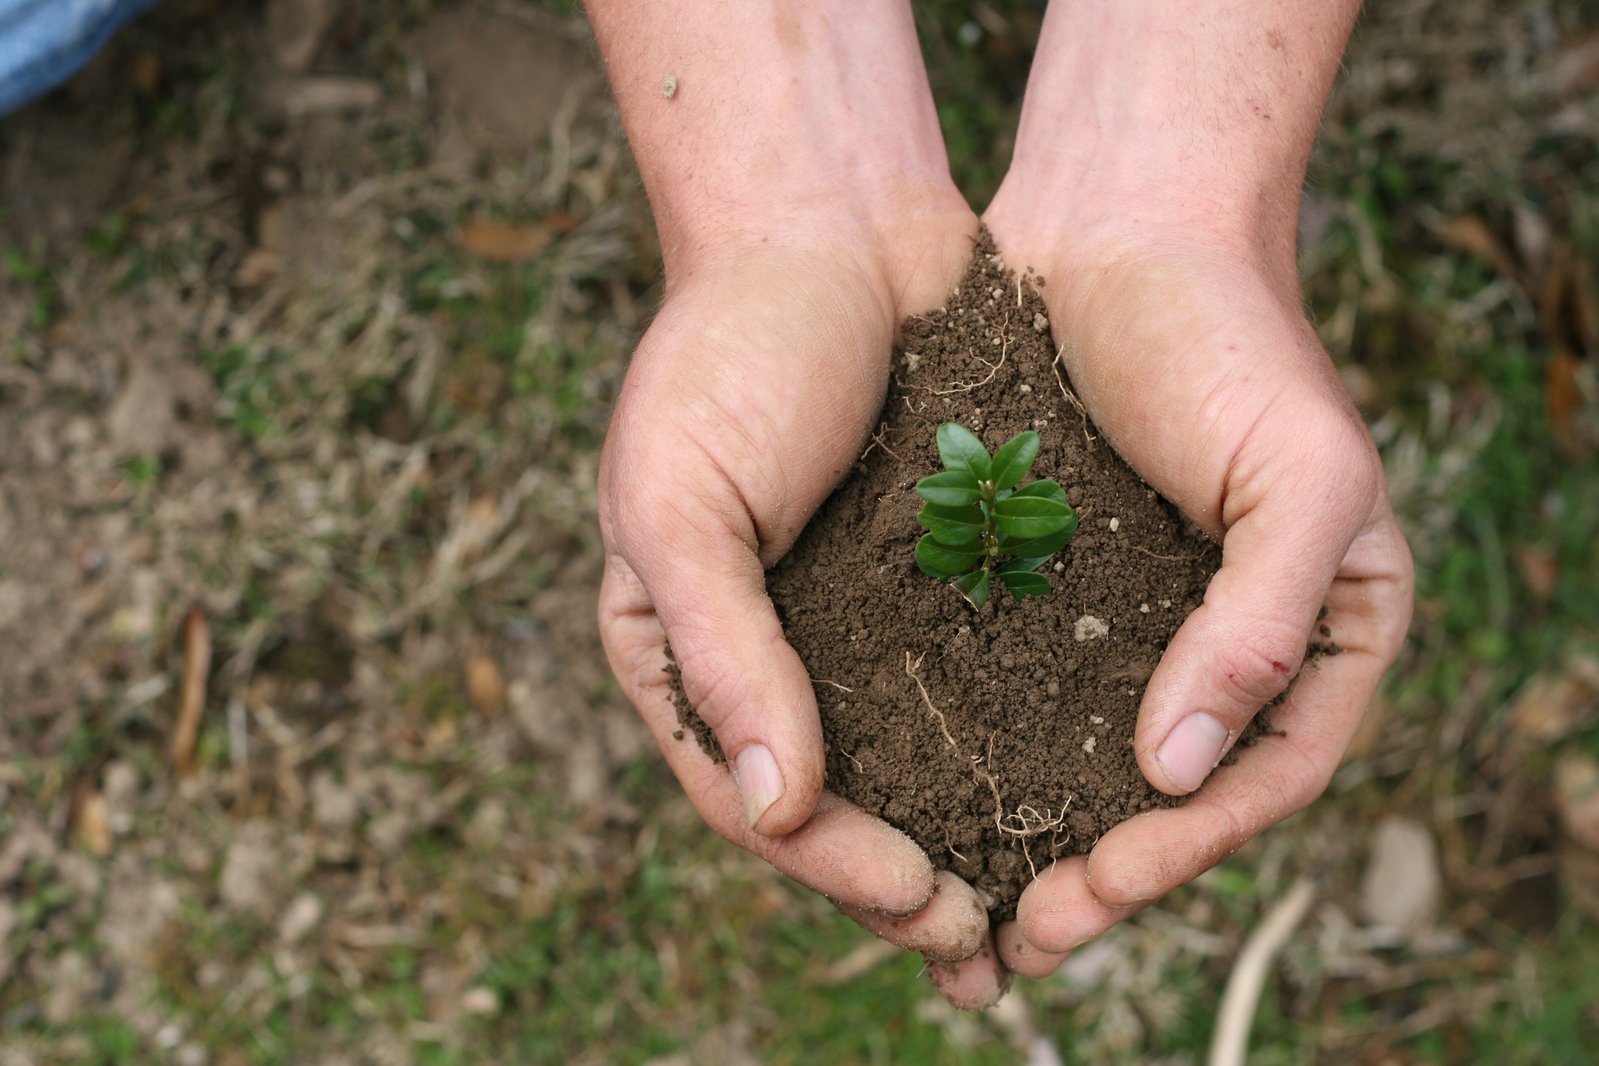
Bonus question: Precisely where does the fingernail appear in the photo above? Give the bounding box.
[734,744,785,828]
[1155,713,1229,793]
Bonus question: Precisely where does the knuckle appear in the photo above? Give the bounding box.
[672,646,756,735]
[1276,744,1337,817]
[1301,406,1381,513]
[1214,629,1306,710]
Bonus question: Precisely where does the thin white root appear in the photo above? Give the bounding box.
[936,816,969,863]
[858,421,900,463]
[1132,546,1200,563]
[1208,878,1316,1066]
[1051,343,1097,445]
[906,653,1068,881]
[899,314,1012,396]
[905,652,959,752]
[931,331,1008,394]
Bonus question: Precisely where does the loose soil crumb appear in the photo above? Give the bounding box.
[676,232,1278,921]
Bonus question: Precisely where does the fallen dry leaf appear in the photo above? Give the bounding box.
[459,212,575,263]
[1511,203,1554,289]
[72,787,112,857]
[1537,243,1598,454]
[1541,245,1599,356]
[266,0,339,73]
[1509,670,1597,742]
[128,51,165,96]
[1555,752,1599,853]
[1559,839,1599,921]
[1440,215,1523,288]
[1554,31,1599,101]
[465,652,506,717]
[170,604,212,777]
[1360,816,1441,938]
[235,248,283,288]
[423,714,459,754]
[275,75,383,116]
[1515,546,1561,601]
[1548,348,1585,444]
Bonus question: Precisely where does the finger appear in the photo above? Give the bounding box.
[1134,405,1381,795]
[837,871,988,963]
[599,555,938,916]
[1086,515,1413,909]
[927,929,1010,1011]
[604,440,826,838]
[995,920,1071,979]
[1014,856,1144,956]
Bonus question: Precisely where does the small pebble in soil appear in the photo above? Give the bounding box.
[1074,615,1110,642]
[1109,517,1120,532]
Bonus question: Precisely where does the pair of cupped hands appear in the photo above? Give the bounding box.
[597,165,1413,1007]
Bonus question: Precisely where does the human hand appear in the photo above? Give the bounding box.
[976,219,1414,974]
[597,210,1035,1004]
[585,0,1040,1009]
[970,0,1409,979]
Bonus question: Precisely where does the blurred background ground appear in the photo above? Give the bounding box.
[0,1,1596,1062]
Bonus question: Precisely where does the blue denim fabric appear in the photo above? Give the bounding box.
[1,0,161,115]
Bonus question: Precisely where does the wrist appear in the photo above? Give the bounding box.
[661,178,971,298]
[986,0,1358,284]
[589,0,967,297]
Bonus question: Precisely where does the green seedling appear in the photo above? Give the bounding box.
[914,423,1079,608]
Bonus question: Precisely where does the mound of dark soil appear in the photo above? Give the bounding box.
[677,233,1270,921]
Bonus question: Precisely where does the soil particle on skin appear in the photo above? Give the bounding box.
[675,232,1280,921]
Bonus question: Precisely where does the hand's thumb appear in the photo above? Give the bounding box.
[621,493,824,836]
[1134,414,1379,795]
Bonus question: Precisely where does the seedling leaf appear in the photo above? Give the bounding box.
[999,520,1079,560]
[1007,478,1067,504]
[952,569,990,608]
[993,495,1073,538]
[915,470,983,507]
[989,431,1041,490]
[913,422,1080,609]
[918,502,985,545]
[997,570,1050,600]
[936,423,991,481]
[916,535,983,578]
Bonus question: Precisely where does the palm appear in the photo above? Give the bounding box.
[598,218,1018,1007]
[984,238,1413,960]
